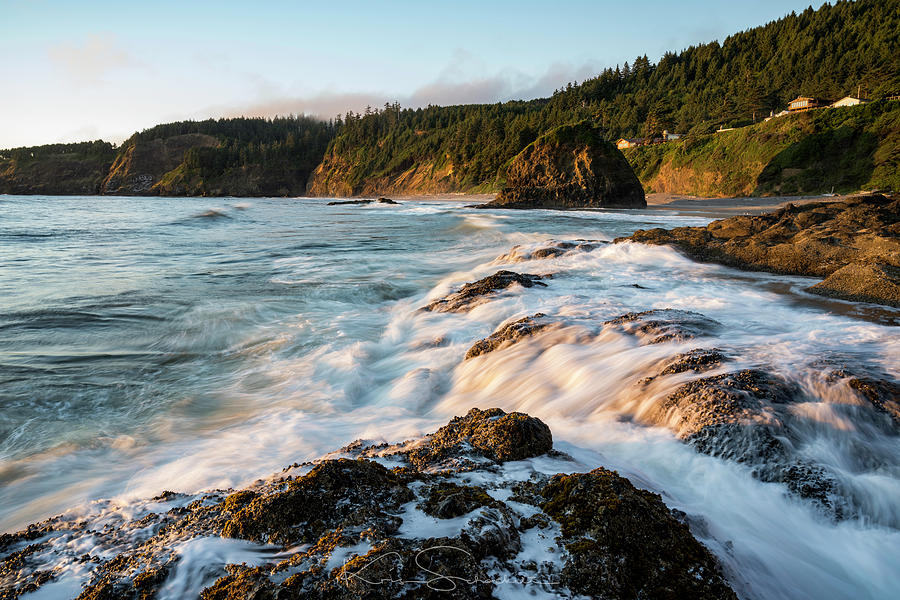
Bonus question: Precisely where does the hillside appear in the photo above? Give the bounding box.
[308,0,899,196]
[0,141,116,195]
[625,100,900,197]
[1,0,898,198]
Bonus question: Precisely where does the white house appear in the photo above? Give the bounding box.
[830,96,871,108]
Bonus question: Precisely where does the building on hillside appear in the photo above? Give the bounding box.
[616,138,643,150]
[830,96,871,108]
[787,97,820,112]
[662,130,682,141]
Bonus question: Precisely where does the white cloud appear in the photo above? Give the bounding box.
[48,33,138,82]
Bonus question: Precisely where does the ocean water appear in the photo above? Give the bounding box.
[1,195,899,599]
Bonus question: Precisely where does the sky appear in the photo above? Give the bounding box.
[1,0,827,149]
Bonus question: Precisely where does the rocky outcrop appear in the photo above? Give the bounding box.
[423,270,547,312]
[326,197,399,206]
[603,309,722,345]
[480,122,646,210]
[540,469,737,599]
[0,408,736,600]
[493,239,604,263]
[465,313,553,359]
[619,194,900,307]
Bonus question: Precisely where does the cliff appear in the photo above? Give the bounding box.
[100,133,219,195]
[480,122,646,209]
[0,141,116,195]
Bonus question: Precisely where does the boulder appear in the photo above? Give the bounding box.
[480,122,646,209]
[465,313,552,359]
[423,270,547,312]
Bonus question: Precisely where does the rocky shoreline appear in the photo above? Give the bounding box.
[0,409,736,600]
[618,194,900,307]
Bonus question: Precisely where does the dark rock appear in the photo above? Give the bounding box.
[465,313,552,359]
[326,198,374,205]
[494,240,603,263]
[479,122,646,210]
[540,469,736,600]
[423,270,547,312]
[618,194,900,308]
[603,308,721,344]
[419,483,501,518]
[376,196,399,204]
[640,348,730,384]
[222,459,414,544]
[200,566,274,600]
[406,408,553,470]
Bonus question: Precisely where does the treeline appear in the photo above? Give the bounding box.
[0,140,116,162]
[314,0,900,192]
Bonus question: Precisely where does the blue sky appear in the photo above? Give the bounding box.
[1,0,826,148]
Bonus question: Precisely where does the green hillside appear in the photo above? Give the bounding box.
[625,100,900,197]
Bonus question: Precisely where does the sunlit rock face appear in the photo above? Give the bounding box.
[481,122,646,210]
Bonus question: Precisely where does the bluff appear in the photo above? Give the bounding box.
[480,123,646,209]
[0,141,116,195]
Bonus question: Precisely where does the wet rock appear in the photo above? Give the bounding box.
[480,122,646,209]
[604,308,721,344]
[327,197,399,206]
[810,262,900,307]
[200,566,274,600]
[539,469,736,599]
[465,313,552,359]
[1,409,736,600]
[494,239,603,263]
[640,348,730,384]
[419,483,501,518]
[222,458,414,544]
[619,194,900,308]
[405,408,553,470]
[423,270,547,312]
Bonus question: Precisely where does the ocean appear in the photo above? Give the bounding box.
[1,195,899,599]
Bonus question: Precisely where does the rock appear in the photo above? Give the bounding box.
[809,262,900,306]
[540,469,736,599]
[423,270,547,312]
[405,408,553,470]
[222,459,414,544]
[465,313,552,359]
[641,348,730,384]
[494,240,603,263]
[326,198,374,205]
[419,483,501,519]
[1,409,737,600]
[619,194,900,308]
[603,309,721,344]
[326,197,399,206]
[479,122,646,210]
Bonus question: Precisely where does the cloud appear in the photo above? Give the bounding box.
[211,59,603,122]
[48,33,137,82]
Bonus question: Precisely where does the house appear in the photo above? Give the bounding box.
[662,130,682,141]
[616,138,643,150]
[830,96,871,108]
[787,96,820,112]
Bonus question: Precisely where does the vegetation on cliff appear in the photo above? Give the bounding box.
[307,0,899,196]
[0,141,116,195]
[625,100,900,197]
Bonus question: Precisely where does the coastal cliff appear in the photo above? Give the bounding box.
[479,122,646,209]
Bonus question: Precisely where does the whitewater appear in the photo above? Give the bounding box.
[1,195,898,599]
